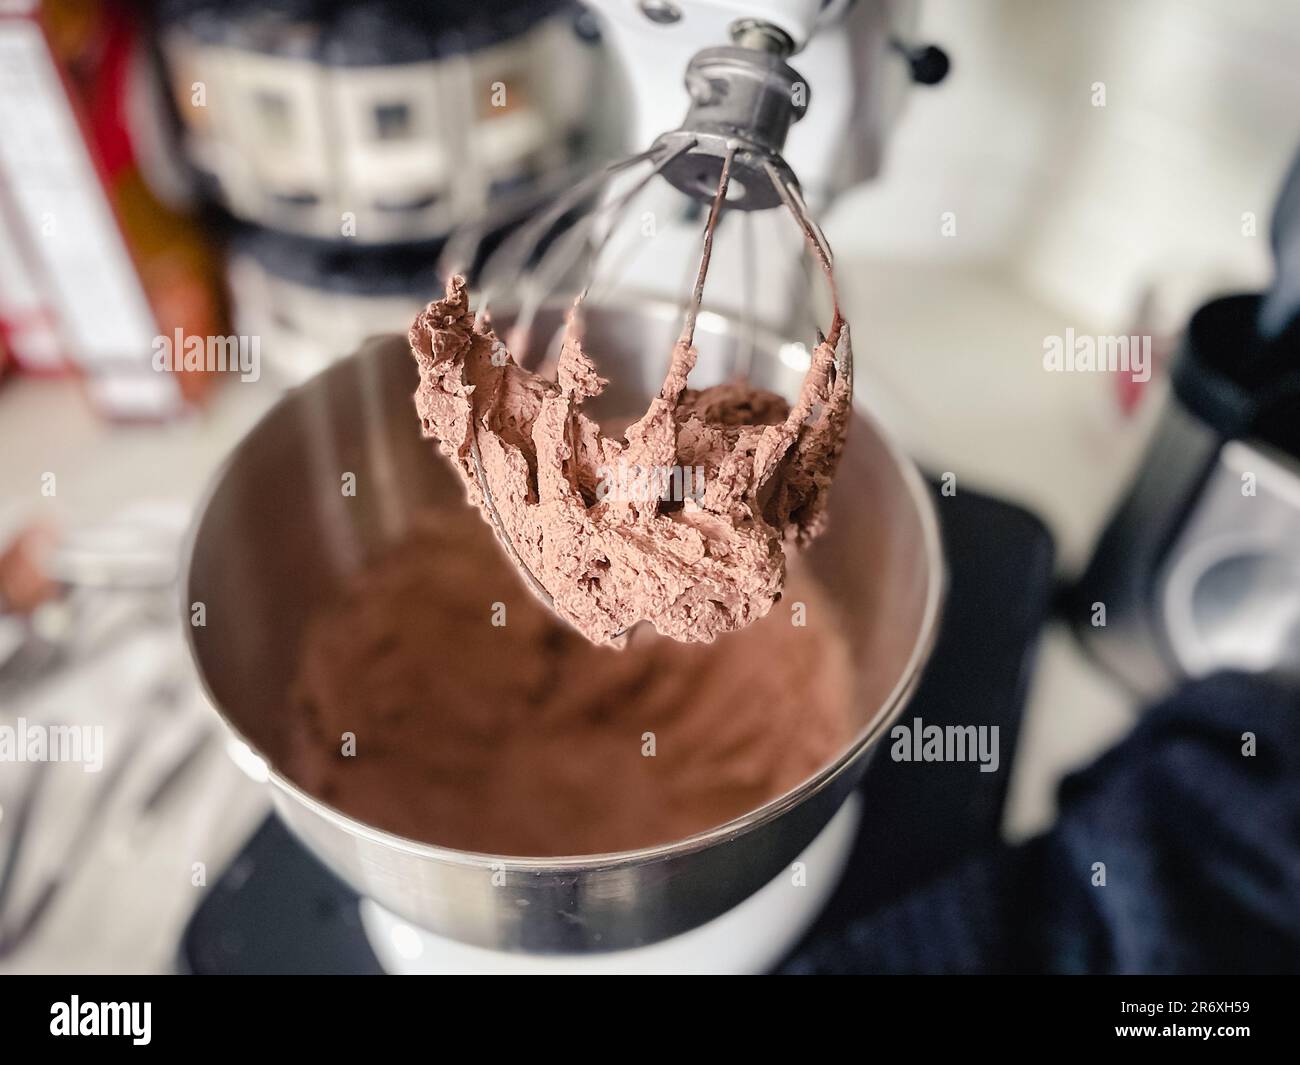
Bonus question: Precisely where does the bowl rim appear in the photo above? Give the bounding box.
[180,315,946,872]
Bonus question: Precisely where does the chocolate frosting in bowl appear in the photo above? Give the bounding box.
[284,505,855,857]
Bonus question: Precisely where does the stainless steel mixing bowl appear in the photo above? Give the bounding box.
[182,300,945,953]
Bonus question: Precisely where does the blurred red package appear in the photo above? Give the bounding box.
[0,0,225,419]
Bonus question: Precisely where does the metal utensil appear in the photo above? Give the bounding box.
[0,674,184,957]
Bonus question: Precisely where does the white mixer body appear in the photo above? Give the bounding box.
[587,0,917,202]
[582,0,919,333]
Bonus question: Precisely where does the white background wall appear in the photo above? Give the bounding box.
[834,0,1300,330]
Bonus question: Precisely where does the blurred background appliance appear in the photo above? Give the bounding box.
[158,0,621,381]
[225,226,440,383]
[155,0,615,244]
[1073,149,1300,698]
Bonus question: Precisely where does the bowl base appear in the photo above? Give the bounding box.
[361,795,862,973]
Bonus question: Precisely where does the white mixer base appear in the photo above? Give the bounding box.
[361,793,862,975]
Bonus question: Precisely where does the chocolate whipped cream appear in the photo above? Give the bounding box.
[285,505,855,857]
[408,276,852,645]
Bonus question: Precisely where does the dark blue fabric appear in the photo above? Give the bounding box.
[783,672,1300,974]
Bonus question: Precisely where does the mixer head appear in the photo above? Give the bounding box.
[460,18,835,353]
[652,21,808,212]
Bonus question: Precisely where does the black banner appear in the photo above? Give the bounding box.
[0,975,1290,1051]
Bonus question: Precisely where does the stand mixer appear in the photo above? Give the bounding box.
[183,0,948,974]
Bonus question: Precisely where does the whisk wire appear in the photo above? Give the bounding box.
[576,139,698,306]
[677,145,736,352]
[761,158,849,388]
[510,140,698,358]
[475,146,662,329]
